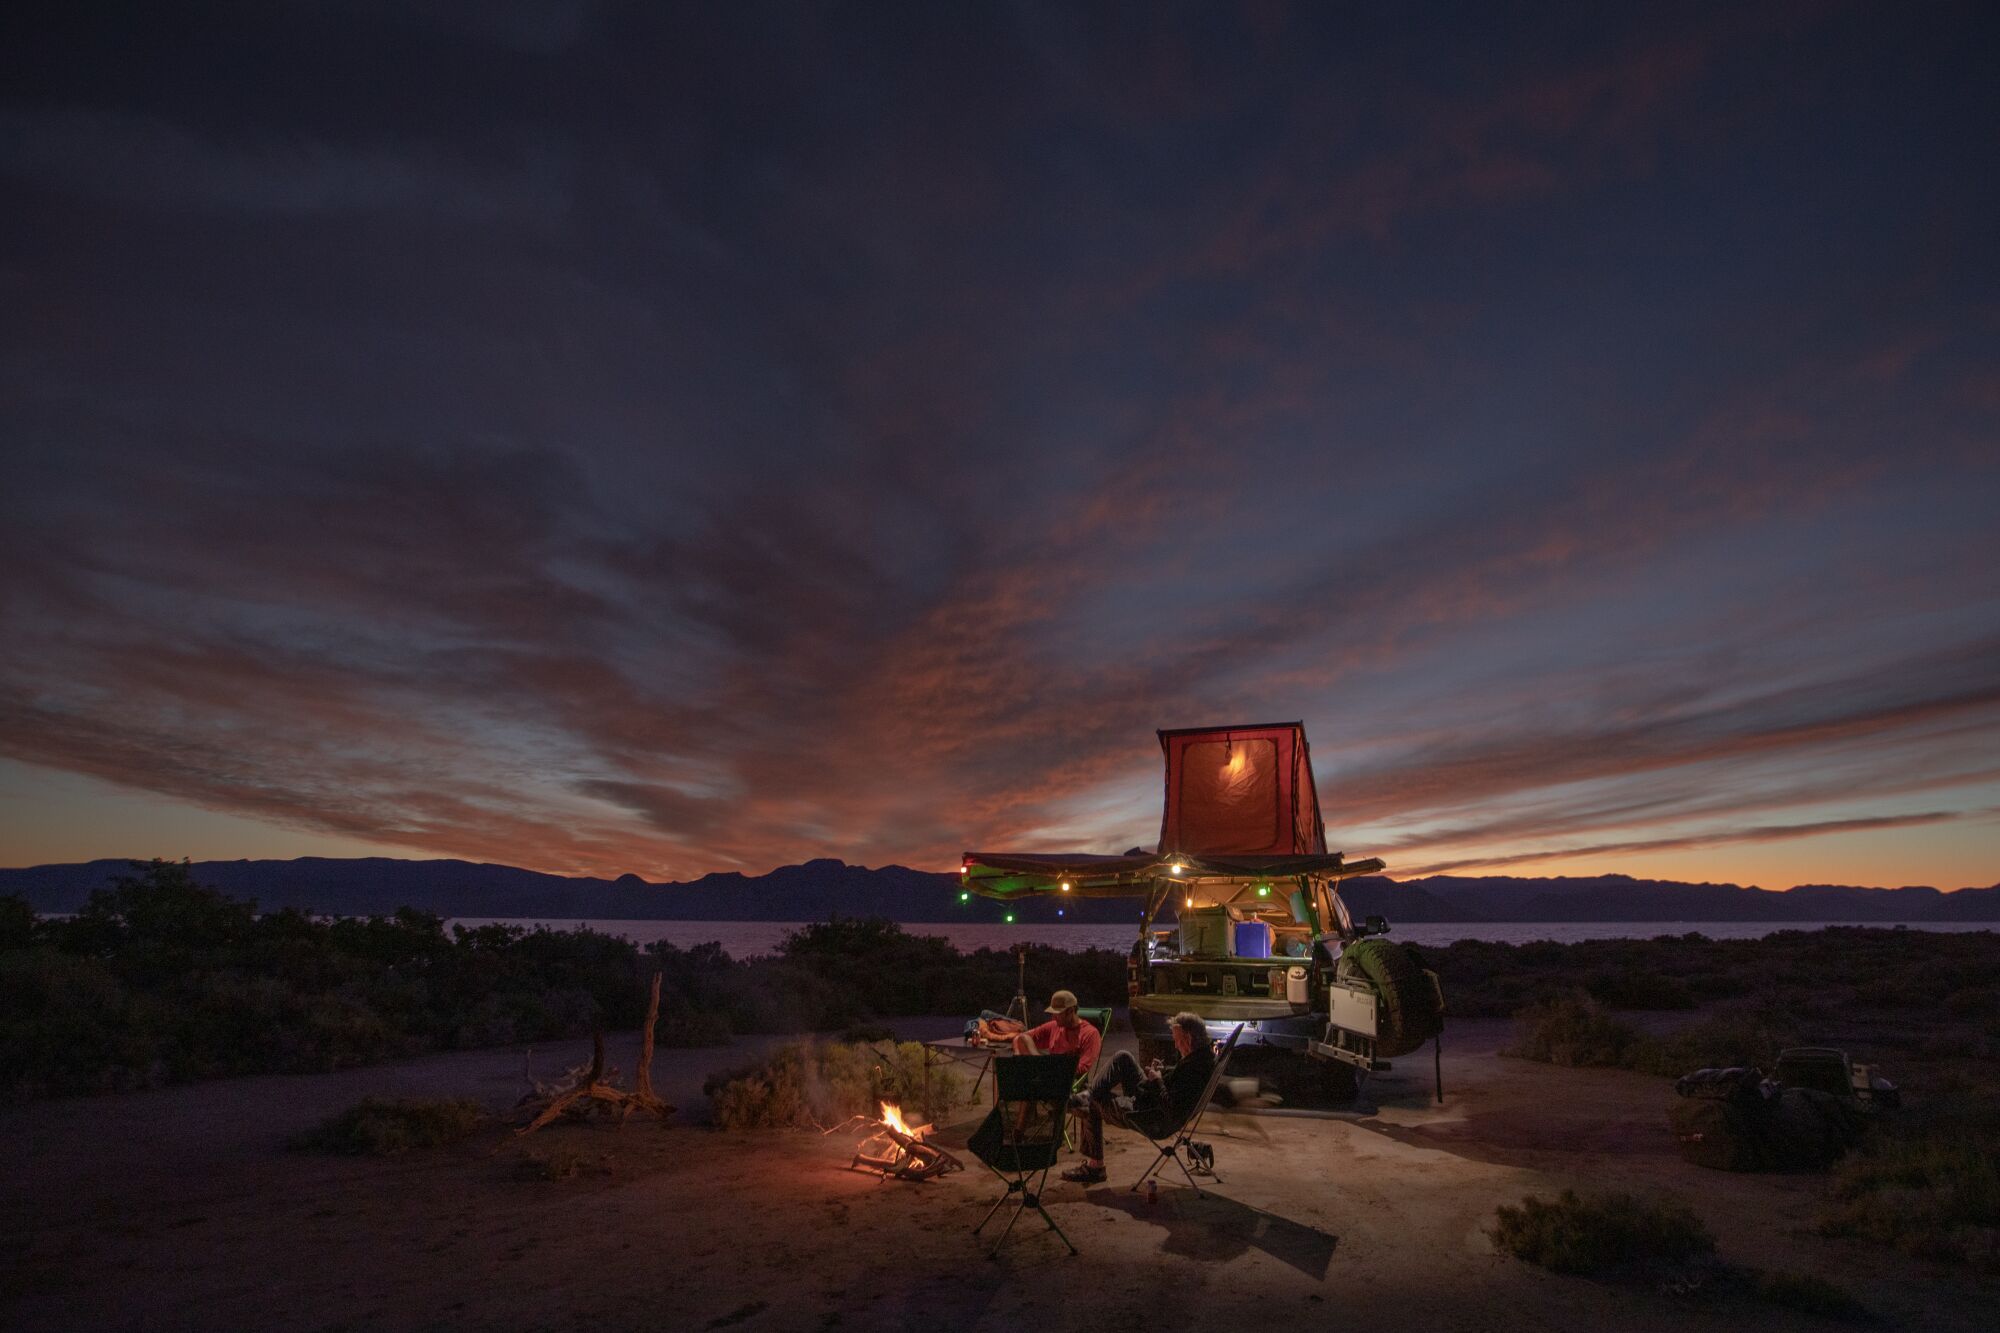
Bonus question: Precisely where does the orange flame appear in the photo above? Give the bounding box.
[879,1101,921,1138]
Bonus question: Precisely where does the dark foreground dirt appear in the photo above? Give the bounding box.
[4,1017,1996,1332]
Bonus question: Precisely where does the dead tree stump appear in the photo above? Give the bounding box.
[514,972,675,1135]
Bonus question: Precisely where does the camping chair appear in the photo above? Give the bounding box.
[1129,1024,1244,1198]
[968,1052,1080,1258]
[1060,1006,1114,1150]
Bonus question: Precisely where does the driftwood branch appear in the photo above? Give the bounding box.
[513,971,674,1136]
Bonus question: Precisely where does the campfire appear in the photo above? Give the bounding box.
[844,1101,963,1182]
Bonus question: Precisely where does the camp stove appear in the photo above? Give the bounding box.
[845,1102,963,1182]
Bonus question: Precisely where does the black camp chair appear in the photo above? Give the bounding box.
[969,1052,1080,1257]
[1130,1023,1244,1198]
[1060,1007,1113,1150]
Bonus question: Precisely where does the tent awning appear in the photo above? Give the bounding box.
[961,849,1384,901]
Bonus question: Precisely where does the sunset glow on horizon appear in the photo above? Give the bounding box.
[2,4,1995,893]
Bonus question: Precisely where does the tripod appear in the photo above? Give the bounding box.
[1003,942,1029,1024]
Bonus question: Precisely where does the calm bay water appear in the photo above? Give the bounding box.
[445,918,1995,958]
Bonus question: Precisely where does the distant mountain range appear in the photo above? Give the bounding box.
[4,856,1998,924]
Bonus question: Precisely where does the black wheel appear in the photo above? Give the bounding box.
[1312,1058,1360,1103]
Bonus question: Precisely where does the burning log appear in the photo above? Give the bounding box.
[514,972,676,1136]
[841,1101,963,1182]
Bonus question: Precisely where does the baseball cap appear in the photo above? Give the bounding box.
[1046,989,1079,1014]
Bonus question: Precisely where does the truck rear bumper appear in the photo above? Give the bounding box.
[1131,999,1319,1050]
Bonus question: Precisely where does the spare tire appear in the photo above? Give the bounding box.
[1338,940,1444,1058]
[1767,1087,1864,1171]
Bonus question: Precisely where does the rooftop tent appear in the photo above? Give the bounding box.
[962,721,1377,904]
[1157,722,1326,857]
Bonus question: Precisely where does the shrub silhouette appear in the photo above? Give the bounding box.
[704,1039,967,1131]
[1503,992,1648,1067]
[1,859,1124,1099]
[291,1097,487,1155]
[1489,1189,1714,1274]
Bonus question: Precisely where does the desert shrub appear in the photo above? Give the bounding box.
[1632,1004,1802,1076]
[703,958,869,1035]
[1,865,1137,1099]
[1489,1189,1715,1274]
[0,861,659,1098]
[704,1039,966,1131]
[1943,985,1999,1017]
[1422,928,2000,1022]
[1584,967,1696,1011]
[1504,992,1650,1067]
[291,1097,488,1155]
[515,1145,596,1181]
[1917,1030,1995,1060]
[1751,1270,1871,1322]
[645,918,1125,1040]
[0,948,156,1098]
[448,985,602,1049]
[1817,1106,2000,1270]
[1506,989,1821,1078]
[0,894,35,951]
[773,918,1126,1018]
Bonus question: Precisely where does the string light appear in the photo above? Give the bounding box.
[1059,880,1072,892]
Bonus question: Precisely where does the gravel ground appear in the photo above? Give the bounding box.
[4,1016,1995,1332]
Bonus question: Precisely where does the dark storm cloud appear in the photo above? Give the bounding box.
[2,2,1996,881]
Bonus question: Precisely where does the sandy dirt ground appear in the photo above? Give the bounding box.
[5,1017,1996,1333]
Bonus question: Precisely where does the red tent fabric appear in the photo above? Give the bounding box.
[1157,722,1326,857]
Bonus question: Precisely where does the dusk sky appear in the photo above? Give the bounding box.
[2,2,1996,890]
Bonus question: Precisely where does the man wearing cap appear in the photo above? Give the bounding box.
[1063,1010,1215,1185]
[1010,989,1101,1075]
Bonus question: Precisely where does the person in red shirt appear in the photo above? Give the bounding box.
[1011,989,1101,1075]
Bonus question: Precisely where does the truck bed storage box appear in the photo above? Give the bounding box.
[1234,921,1273,958]
[1179,909,1233,958]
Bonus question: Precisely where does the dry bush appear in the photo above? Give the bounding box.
[1506,992,1812,1078]
[1634,1004,1802,1076]
[1750,1270,1871,1322]
[514,1144,597,1181]
[1489,1189,1714,1275]
[290,1097,487,1155]
[704,1039,966,1131]
[1503,992,1649,1068]
[1818,1104,2000,1270]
